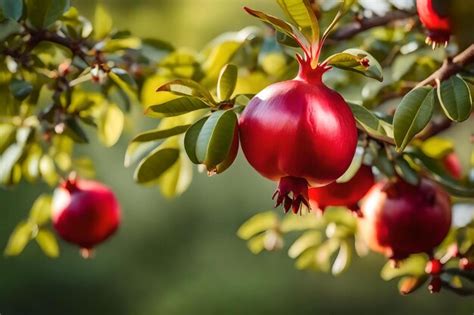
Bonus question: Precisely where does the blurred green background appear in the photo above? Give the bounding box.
[0,1,472,314]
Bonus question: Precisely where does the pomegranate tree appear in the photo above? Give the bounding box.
[308,165,375,215]
[52,176,121,257]
[416,0,451,48]
[358,178,452,260]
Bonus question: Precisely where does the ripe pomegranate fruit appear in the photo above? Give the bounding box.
[358,178,452,260]
[308,165,374,215]
[442,152,463,180]
[239,53,357,214]
[52,176,121,256]
[416,0,451,48]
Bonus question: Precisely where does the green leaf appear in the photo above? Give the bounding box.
[131,125,191,143]
[146,96,210,118]
[280,213,320,232]
[184,117,208,164]
[26,0,70,29]
[393,87,435,151]
[195,110,238,169]
[437,75,473,122]
[4,221,34,256]
[237,211,278,240]
[101,37,141,52]
[276,0,319,44]
[0,144,24,184]
[63,117,89,144]
[157,79,215,103]
[394,156,420,186]
[10,79,33,100]
[380,254,426,281]
[29,194,52,226]
[288,230,322,258]
[39,154,58,186]
[158,149,193,198]
[327,49,383,81]
[0,18,21,41]
[110,68,137,89]
[217,64,238,101]
[98,104,124,147]
[0,0,23,21]
[348,103,394,143]
[133,147,180,183]
[93,3,112,40]
[35,229,59,258]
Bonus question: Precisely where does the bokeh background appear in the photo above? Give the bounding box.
[0,1,472,314]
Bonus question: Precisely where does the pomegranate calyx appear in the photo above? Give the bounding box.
[296,55,329,85]
[273,176,310,214]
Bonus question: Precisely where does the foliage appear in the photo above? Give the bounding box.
[0,0,473,296]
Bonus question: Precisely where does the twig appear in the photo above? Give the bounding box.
[330,10,416,41]
[416,44,474,88]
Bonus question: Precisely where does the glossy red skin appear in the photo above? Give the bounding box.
[416,0,451,44]
[359,178,451,260]
[443,152,462,180]
[239,66,357,187]
[308,165,374,211]
[52,179,121,249]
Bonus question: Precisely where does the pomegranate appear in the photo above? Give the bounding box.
[358,178,451,260]
[442,152,462,180]
[239,27,358,213]
[52,176,121,255]
[308,165,374,215]
[416,0,451,48]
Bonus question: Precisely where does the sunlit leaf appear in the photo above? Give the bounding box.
[133,147,180,183]
[146,96,210,118]
[29,194,52,226]
[331,240,351,276]
[94,3,112,40]
[277,0,319,44]
[327,49,383,82]
[35,229,59,258]
[380,254,426,281]
[98,104,124,147]
[237,211,278,240]
[4,221,34,256]
[217,64,238,101]
[398,276,428,295]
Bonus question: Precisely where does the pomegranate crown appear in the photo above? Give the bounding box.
[244,0,383,82]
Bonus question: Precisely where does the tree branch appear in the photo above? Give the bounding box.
[330,10,416,41]
[416,44,474,88]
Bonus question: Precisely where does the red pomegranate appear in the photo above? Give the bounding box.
[239,48,357,214]
[358,178,451,260]
[52,176,121,255]
[442,152,462,180]
[416,0,451,48]
[308,165,374,214]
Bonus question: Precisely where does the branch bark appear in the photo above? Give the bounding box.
[330,10,416,41]
[416,44,474,88]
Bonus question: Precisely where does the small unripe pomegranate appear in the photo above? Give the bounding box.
[52,176,121,255]
[416,0,451,48]
[240,56,357,214]
[359,178,451,260]
[442,152,463,180]
[308,165,374,215]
